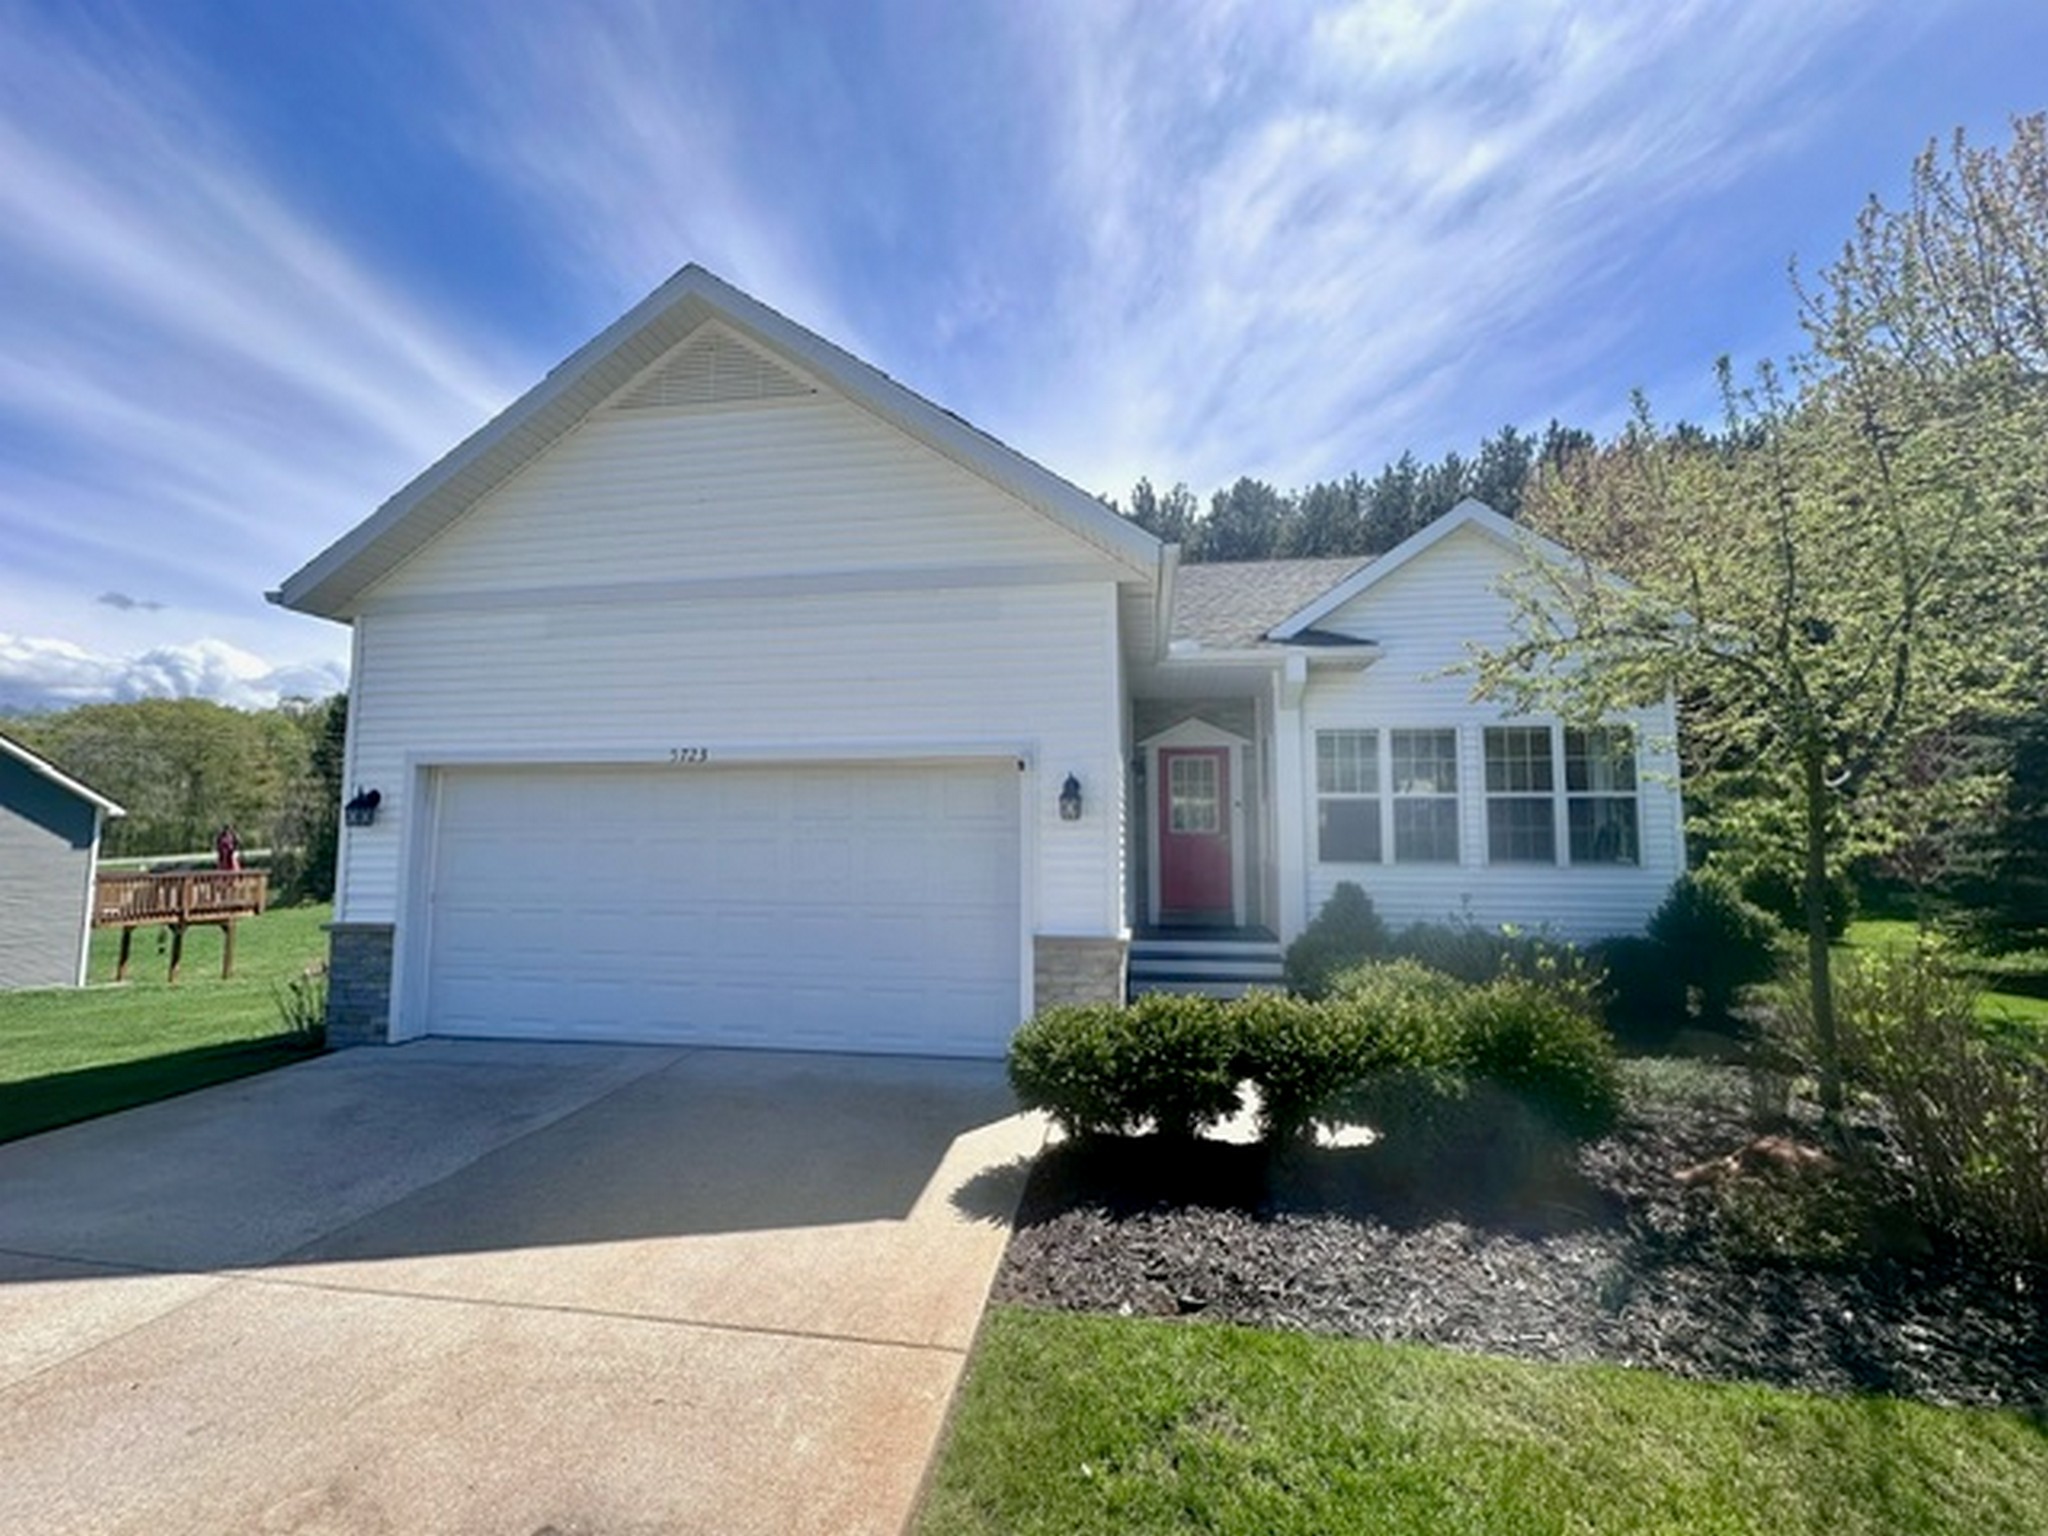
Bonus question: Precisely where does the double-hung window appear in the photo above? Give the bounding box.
[1565,726,1639,864]
[1389,729,1459,863]
[1315,729,1380,862]
[1316,728,1460,864]
[1484,726,1556,863]
[1484,723,1641,865]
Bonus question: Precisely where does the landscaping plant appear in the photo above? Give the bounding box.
[1008,993,1241,1140]
[1645,870,1784,1032]
[1280,881,1387,997]
[1775,944,2048,1260]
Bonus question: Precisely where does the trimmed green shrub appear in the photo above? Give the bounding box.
[1647,871,1783,1029]
[1233,992,1368,1144]
[1739,860,1856,939]
[1007,992,1241,1140]
[1283,882,1389,997]
[1453,975,1623,1138]
[1324,959,1468,1067]
[1325,960,1620,1139]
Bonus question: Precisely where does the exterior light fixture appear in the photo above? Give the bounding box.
[1058,774,1083,821]
[344,788,382,828]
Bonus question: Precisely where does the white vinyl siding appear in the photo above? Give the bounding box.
[333,381,1135,1051]
[376,395,1105,597]
[1296,524,1682,941]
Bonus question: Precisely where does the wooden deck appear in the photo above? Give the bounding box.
[92,870,270,981]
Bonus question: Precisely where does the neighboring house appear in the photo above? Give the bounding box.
[0,733,124,990]
[274,265,1682,1056]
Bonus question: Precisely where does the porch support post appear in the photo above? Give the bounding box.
[1273,654,1310,942]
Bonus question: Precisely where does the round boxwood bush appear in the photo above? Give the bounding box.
[1232,991,1364,1144]
[1007,992,1241,1140]
[1453,975,1622,1138]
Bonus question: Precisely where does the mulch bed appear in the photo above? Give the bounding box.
[991,1064,2048,1410]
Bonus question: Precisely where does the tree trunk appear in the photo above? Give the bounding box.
[1802,744,1844,1118]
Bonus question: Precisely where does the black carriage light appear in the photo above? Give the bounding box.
[1058,773,1083,821]
[344,788,382,828]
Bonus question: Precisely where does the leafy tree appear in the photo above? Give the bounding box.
[1483,364,2044,1114]
[1193,477,1290,561]
[1803,113,2048,382]
[1121,477,1200,543]
[1281,476,1364,557]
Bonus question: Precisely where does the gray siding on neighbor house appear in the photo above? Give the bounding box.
[0,753,100,989]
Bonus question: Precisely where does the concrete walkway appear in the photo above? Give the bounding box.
[0,1042,1044,1535]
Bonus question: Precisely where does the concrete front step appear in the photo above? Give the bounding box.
[1127,938,1286,1000]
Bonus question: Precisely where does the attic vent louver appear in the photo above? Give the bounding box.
[614,329,815,410]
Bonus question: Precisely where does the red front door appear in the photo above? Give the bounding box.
[1158,747,1233,919]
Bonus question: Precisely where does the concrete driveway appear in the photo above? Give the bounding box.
[0,1042,1044,1535]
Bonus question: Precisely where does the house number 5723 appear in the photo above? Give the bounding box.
[668,747,710,764]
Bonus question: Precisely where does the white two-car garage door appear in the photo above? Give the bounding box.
[420,760,1022,1057]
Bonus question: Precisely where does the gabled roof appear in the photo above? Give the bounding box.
[0,732,125,817]
[272,265,1164,619]
[1267,499,1583,640]
[1170,557,1368,649]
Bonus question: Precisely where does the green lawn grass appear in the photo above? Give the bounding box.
[0,903,331,1143]
[919,1307,2048,1536]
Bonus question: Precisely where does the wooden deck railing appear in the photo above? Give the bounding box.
[92,870,270,981]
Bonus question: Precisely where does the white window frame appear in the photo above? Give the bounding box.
[1564,724,1640,866]
[1314,728,1381,864]
[1483,722,1641,867]
[1314,727,1461,866]
[1388,727,1460,864]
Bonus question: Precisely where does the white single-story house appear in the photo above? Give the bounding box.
[274,265,1682,1056]
[0,732,125,990]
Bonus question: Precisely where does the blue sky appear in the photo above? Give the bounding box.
[2,0,2042,711]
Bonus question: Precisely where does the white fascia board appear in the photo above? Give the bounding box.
[0,732,125,816]
[1151,543,1182,663]
[1269,499,1596,639]
[274,265,1161,619]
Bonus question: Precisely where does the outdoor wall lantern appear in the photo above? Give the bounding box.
[344,788,382,828]
[1058,773,1083,821]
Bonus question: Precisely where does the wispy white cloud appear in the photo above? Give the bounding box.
[0,633,345,715]
[0,3,523,691]
[1007,0,1909,493]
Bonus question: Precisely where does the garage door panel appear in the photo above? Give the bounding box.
[421,762,1023,1056]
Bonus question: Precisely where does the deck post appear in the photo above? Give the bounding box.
[168,924,185,984]
[222,919,237,979]
[116,926,133,983]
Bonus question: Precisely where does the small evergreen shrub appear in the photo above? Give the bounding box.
[1323,959,1467,1068]
[1586,934,1687,1046]
[1325,961,1619,1139]
[1453,975,1623,1138]
[1283,882,1389,997]
[1647,871,1784,1029]
[1738,861,1855,939]
[1233,992,1370,1144]
[1007,993,1241,1140]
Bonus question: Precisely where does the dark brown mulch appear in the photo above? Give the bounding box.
[988,1065,2048,1411]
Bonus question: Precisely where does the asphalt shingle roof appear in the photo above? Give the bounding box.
[1169,556,1369,649]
